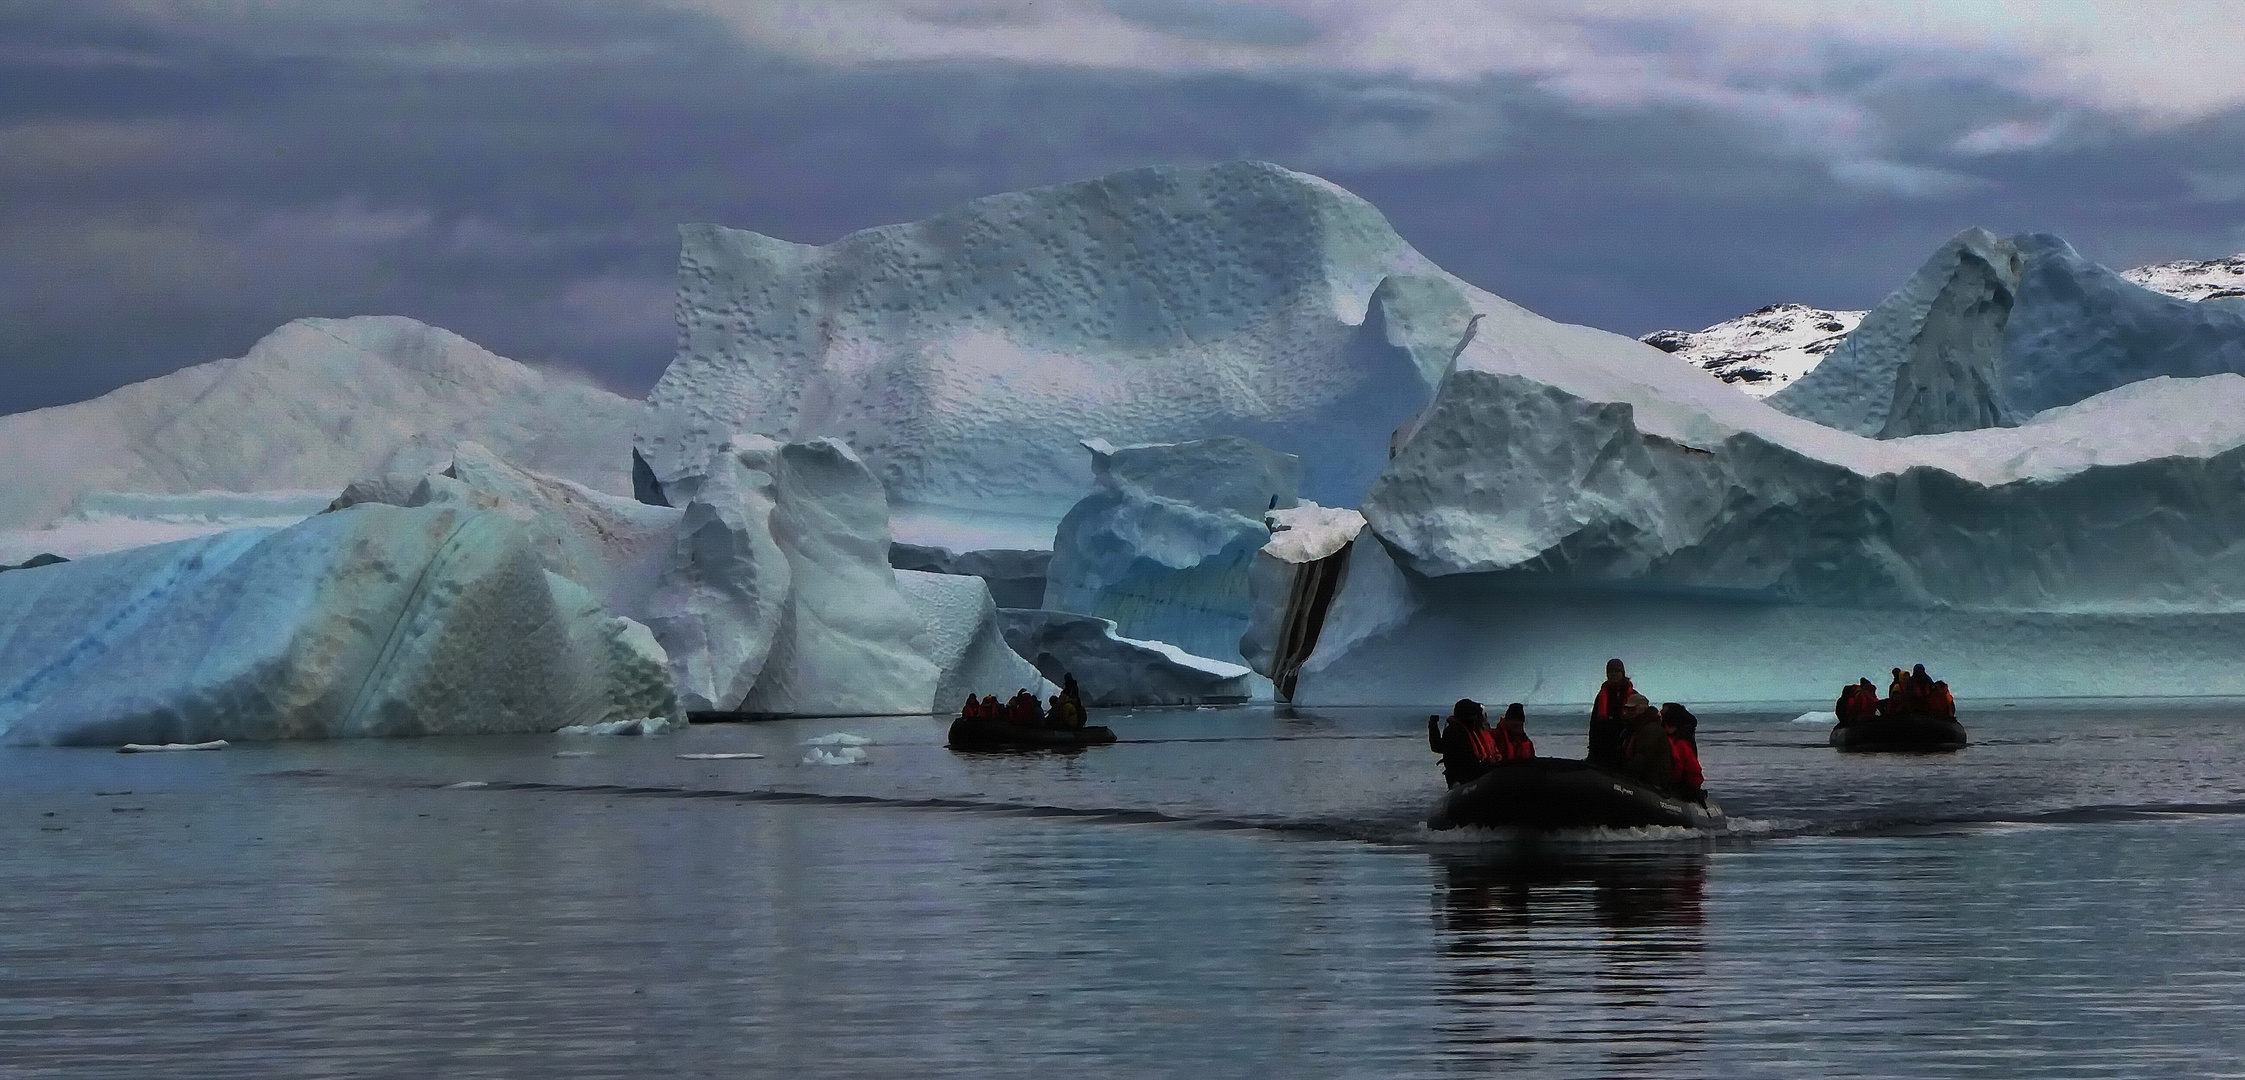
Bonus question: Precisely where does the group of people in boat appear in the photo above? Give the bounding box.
[958,674,1089,731]
[1834,663,1957,725]
[1429,657,1706,802]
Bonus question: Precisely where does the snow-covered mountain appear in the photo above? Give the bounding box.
[1650,250,2245,395]
[2122,254,2245,301]
[1639,304,1864,398]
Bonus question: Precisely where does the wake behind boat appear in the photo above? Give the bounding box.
[1426,758,1725,832]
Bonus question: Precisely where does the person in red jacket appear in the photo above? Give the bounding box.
[1429,699,1500,788]
[1588,658,1634,769]
[1495,702,1535,761]
[1666,709,1706,801]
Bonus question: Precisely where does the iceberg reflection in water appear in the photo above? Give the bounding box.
[5,703,2245,1076]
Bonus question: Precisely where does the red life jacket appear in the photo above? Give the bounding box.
[1500,726,1535,761]
[1593,679,1634,722]
[1669,733,1704,789]
[1467,726,1498,764]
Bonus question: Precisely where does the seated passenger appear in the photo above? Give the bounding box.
[1660,702,1699,751]
[1428,699,1499,788]
[1933,680,1956,720]
[1664,707,1706,802]
[1007,689,1044,727]
[1887,667,1909,710]
[981,693,1002,721]
[1908,664,1936,713]
[1857,678,1883,719]
[1834,683,1863,726]
[1620,693,1675,787]
[962,695,983,720]
[1495,702,1536,761]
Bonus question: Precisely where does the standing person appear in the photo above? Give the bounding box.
[1428,699,1499,788]
[1588,658,1635,769]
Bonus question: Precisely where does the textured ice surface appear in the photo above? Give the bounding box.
[1044,436,1300,662]
[998,608,1252,706]
[1766,228,2021,437]
[0,490,334,564]
[1258,502,1366,565]
[1769,231,2245,433]
[638,161,1472,542]
[0,316,642,533]
[344,440,1011,718]
[896,569,1053,709]
[890,543,1050,609]
[0,504,679,746]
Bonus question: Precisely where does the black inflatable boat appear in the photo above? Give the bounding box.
[1829,713,1967,752]
[1425,758,1724,832]
[946,717,1117,751]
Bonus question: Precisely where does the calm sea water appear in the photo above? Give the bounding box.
[7,702,2245,1078]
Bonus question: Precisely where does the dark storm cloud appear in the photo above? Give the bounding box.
[1,1,2242,415]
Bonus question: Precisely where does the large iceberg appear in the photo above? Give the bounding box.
[0,316,643,535]
[0,504,678,746]
[342,439,1044,717]
[1769,231,2245,433]
[635,161,1477,548]
[1043,436,1300,662]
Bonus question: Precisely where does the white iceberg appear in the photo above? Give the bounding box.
[0,316,643,535]
[636,161,1473,547]
[0,504,679,746]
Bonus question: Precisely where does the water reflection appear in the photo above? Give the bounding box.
[1429,851,1710,1075]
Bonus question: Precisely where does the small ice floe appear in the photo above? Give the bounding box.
[116,740,229,753]
[1793,710,1839,725]
[441,781,490,789]
[552,750,598,759]
[800,732,871,766]
[555,716,679,737]
[675,752,765,761]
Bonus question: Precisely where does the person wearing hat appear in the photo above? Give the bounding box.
[1587,658,1634,769]
[1428,698,1499,788]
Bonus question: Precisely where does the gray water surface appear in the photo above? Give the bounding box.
[6,703,2245,1078]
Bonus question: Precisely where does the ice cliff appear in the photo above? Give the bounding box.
[636,160,1476,550]
[0,505,677,746]
[0,316,642,534]
[342,440,1045,718]
[1043,436,1300,663]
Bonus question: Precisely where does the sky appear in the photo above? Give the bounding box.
[5,0,2245,414]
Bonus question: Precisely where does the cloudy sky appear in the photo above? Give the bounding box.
[5,0,2245,413]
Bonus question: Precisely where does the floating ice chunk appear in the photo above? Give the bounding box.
[676,752,765,760]
[802,732,872,747]
[553,750,597,758]
[1793,711,1839,725]
[116,740,228,753]
[556,716,678,736]
[802,746,870,766]
[442,781,490,789]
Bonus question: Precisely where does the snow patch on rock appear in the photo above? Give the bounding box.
[1640,304,1864,398]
